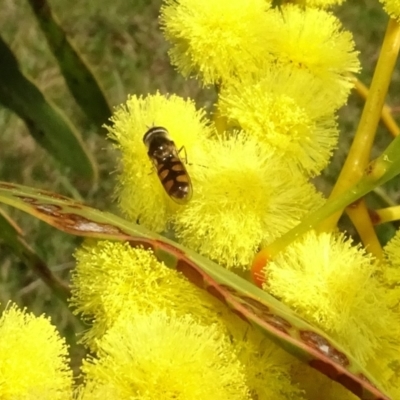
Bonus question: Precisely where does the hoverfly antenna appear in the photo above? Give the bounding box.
[145,120,155,130]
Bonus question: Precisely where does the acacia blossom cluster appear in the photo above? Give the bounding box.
[75,0,399,398]
[3,0,400,399]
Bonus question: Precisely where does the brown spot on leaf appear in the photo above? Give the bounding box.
[11,192,129,239]
[239,301,257,314]
[0,182,17,189]
[155,240,186,257]
[37,190,71,201]
[176,260,204,289]
[264,315,291,334]
[240,296,271,315]
[337,373,363,398]
[207,285,227,305]
[36,211,126,236]
[59,214,124,235]
[254,311,288,333]
[238,298,269,317]
[234,293,291,330]
[309,359,339,380]
[16,196,38,204]
[230,307,249,323]
[219,283,240,295]
[36,204,62,217]
[300,331,349,367]
[217,286,290,332]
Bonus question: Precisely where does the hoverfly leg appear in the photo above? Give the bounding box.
[178,145,189,164]
[178,146,207,169]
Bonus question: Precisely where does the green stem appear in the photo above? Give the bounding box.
[320,18,400,231]
[373,205,400,224]
[263,134,400,258]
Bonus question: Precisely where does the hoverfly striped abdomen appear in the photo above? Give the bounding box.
[143,127,192,203]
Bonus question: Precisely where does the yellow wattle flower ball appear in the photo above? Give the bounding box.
[173,134,324,269]
[375,229,400,310]
[219,65,339,176]
[106,92,212,232]
[262,231,397,365]
[78,311,250,400]
[262,4,360,108]
[366,230,400,398]
[380,228,400,299]
[380,0,400,21]
[366,335,400,400]
[290,357,359,400]
[160,0,271,84]
[384,227,400,271]
[0,304,72,400]
[71,240,203,348]
[71,240,305,400]
[233,328,305,400]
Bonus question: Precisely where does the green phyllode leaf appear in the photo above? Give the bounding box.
[0,36,98,183]
[0,181,390,400]
[27,0,112,128]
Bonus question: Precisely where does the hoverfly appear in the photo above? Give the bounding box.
[143,126,192,203]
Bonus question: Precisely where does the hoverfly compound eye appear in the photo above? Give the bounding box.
[143,126,193,204]
[143,126,169,148]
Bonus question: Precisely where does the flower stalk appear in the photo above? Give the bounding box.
[372,205,400,224]
[320,18,400,232]
[354,77,400,138]
[252,133,400,280]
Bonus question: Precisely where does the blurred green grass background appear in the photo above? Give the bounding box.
[0,0,399,372]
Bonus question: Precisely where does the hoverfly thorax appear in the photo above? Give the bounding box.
[143,126,192,204]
